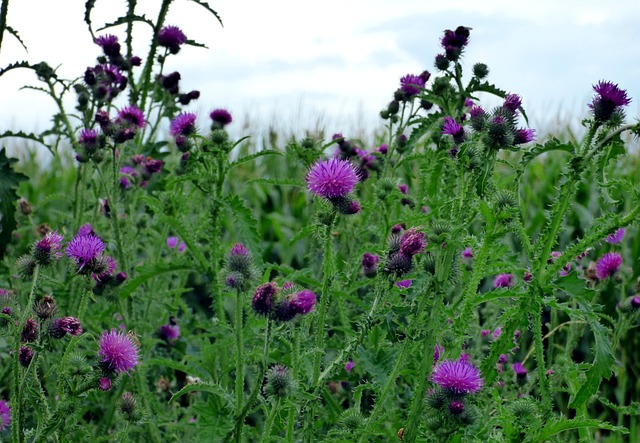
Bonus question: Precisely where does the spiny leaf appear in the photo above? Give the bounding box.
[84,0,97,38]
[6,26,27,51]
[598,397,640,416]
[188,0,224,27]
[519,137,574,169]
[229,149,283,169]
[169,381,233,405]
[0,130,52,153]
[247,177,304,187]
[118,262,194,299]
[185,38,208,49]
[537,418,627,440]
[224,194,262,256]
[0,60,32,79]
[97,14,154,32]
[569,320,615,408]
[0,148,28,259]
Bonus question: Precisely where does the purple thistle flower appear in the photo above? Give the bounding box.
[252,282,278,316]
[442,116,465,143]
[589,81,631,121]
[306,158,359,199]
[498,354,508,364]
[441,26,470,50]
[77,223,96,237]
[210,108,233,127]
[170,112,197,138]
[493,273,514,289]
[345,360,355,373]
[503,94,522,113]
[92,255,118,281]
[21,318,39,342]
[596,252,622,279]
[362,252,379,278]
[19,346,34,367]
[34,230,64,263]
[514,128,536,144]
[167,237,179,248]
[399,74,425,97]
[449,400,465,415]
[469,105,486,119]
[50,317,83,338]
[399,228,426,257]
[512,362,528,378]
[605,228,625,244]
[159,324,180,345]
[99,377,112,391]
[461,247,473,259]
[178,241,186,253]
[289,289,316,315]
[396,279,412,289]
[66,234,105,272]
[492,327,503,340]
[79,128,99,148]
[95,34,121,57]
[481,329,490,337]
[157,25,187,53]
[431,357,484,395]
[116,105,146,129]
[98,329,141,375]
[0,399,10,431]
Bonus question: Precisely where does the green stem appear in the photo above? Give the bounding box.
[234,289,245,442]
[260,398,281,443]
[0,0,10,54]
[286,327,299,442]
[531,296,552,418]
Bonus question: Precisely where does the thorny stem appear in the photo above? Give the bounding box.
[260,397,281,443]
[234,289,245,442]
[0,0,10,55]
[286,326,299,442]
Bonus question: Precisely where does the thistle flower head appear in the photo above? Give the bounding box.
[33,230,64,265]
[264,364,295,399]
[66,234,106,273]
[170,112,197,138]
[512,362,528,378]
[399,74,425,97]
[116,105,146,129]
[493,273,514,289]
[590,81,631,122]
[288,289,316,315]
[514,128,536,144]
[431,357,484,395]
[0,400,10,431]
[159,323,180,345]
[306,158,359,199]
[399,228,426,257]
[95,34,121,57]
[50,317,83,338]
[98,329,140,375]
[252,282,278,316]
[362,252,379,278]
[596,252,622,280]
[605,228,625,244]
[461,247,473,259]
[442,116,465,143]
[157,25,187,53]
[210,108,233,127]
[503,94,522,113]
[19,346,33,367]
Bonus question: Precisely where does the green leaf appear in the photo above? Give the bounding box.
[0,130,53,154]
[6,26,27,52]
[248,177,305,187]
[118,262,194,299]
[598,397,640,416]
[229,150,283,169]
[169,381,233,405]
[520,137,574,170]
[224,194,262,255]
[0,148,28,259]
[84,0,97,38]
[188,0,224,27]
[97,14,154,32]
[569,320,615,408]
[537,418,627,440]
[185,39,208,49]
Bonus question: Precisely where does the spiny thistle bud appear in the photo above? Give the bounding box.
[252,282,278,316]
[387,233,402,254]
[99,377,112,391]
[400,228,426,257]
[618,295,640,313]
[435,54,450,71]
[224,271,246,291]
[339,408,366,431]
[21,318,39,342]
[362,253,380,278]
[19,346,34,367]
[426,386,448,409]
[49,317,83,338]
[472,63,489,79]
[16,255,36,278]
[19,199,32,215]
[448,400,465,416]
[485,115,515,149]
[330,196,361,215]
[376,178,398,201]
[387,100,400,115]
[492,190,518,213]
[430,220,452,243]
[423,252,437,274]
[210,128,229,145]
[263,364,295,399]
[34,295,57,320]
[507,398,539,426]
[120,392,137,416]
[224,243,255,290]
[67,352,91,376]
[384,252,413,276]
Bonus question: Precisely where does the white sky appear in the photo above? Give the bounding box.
[1,0,640,146]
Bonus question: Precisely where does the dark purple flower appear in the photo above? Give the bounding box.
[178,241,186,253]
[605,228,625,244]
[210,108,233,126]
[0,399,10,431]
[503,94,522,113]
[442,116,465,143]
[396,279,412,289]
[50,317,83,338]
[77,223,96,237]
[514,128,536,144]
[66,234,106,273]
[95,34,121,57]
[252,282,278,316]
[345,360,355,373]
[399,228,426,257]
[289,289,316,315]
[116,105,146,129]
[398,184,408,194]
[19,346,33,367]
[431,357,484,395]
[79,128,99,148]
[492,327,503,339]
[441,26,470,61]
[461,247,473,259]
[481,329,490,337]
[596,252,622,279]
[449,400,465,415]
[167,237,179,248]
[306,158,359,199]
[98,329,140,374]
[512,362,528,379]
[159,324,180,345]
[157,25,187,53]
[143,158,163,175]
[399,74,425,97]
[362,252,379,278]
[589,81,631,122]
[493,273,514,289]
[170,112,197,138]
[98,377,112,391]
[498,354,508,364]
[34,230,64,264]
[21,318,39,342]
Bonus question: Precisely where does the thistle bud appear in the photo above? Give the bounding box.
[19,346,34,367]
[472,63,489,79]
[19,199,32,215]
[252,282,278,316]
[120,392,137,415]
[339,408,366,431]
[35,295,57,320]
[435,54,450,71]
[263,364,295,399]
[21,318,39,342]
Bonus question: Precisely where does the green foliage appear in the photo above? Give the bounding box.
[0,148,27,259]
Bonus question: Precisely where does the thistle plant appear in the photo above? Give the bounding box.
[1,3,640,442]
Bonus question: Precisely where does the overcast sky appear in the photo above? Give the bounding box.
[1,0,639,146]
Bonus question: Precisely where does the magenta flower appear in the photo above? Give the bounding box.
[362,252,379,278]
[399,74,425,97]
[589,81,631,121]
[167,237,179,248]
[461,247,473,259]
[98,329,140,374]
[289,289,316,315]
[503,94,522,113]
[95,34,121,57]
[158,25,187,53]
[159,323,180,345]
[514,128,536,144]
[431,357,484,395]
[492,327,503,339]
[0,400,10,431]
[306,158,359,199]
[210,108,233,127]
[79,128,99,148]
[605,228,625,244]
[116,106,146,129]
[66,234,106,273]
[252,282,278,316]
[399,228,426,257]
[345,360,355,373]
[170,112,197,138]
[34,230,64,264]
[77,223,96,237]
[396,279,412,289]
[493,273,514,289]
[442,116,465,143]
[434,344,444,365]
[98,377,112,391]
[50,317,83,338]
[512,362,528,379]
[596,252,622,279]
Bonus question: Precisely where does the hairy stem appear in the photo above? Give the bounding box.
[234,289,245,442]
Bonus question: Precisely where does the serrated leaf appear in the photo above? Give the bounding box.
[118,262,194,299]
[520,137,574,169]
[224,194,262,256]
[537,418,627,440]
[6,26,27,52]
[97,14,154,32]
[0,130,53,154]
[569,320,615,408]
[0,148,28,259]
[229,149,283,169]
[84,0,97,38]
[248,177,304,187]
[185,38,208,49]
[598,397,640,416]
[188,0,224,27]
[169,381,233,405]
[0,60,32,79]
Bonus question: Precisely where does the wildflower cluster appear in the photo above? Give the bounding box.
[251,282,316,322]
